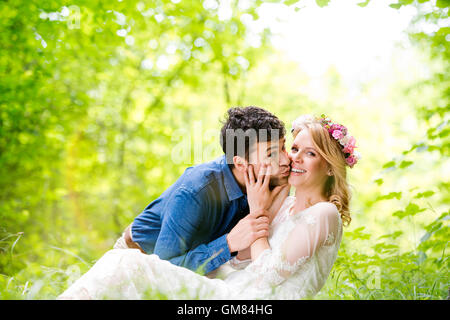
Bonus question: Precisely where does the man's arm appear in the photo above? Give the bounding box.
[153,187,231,274]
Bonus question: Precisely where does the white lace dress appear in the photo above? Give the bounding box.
[58,197,342,300]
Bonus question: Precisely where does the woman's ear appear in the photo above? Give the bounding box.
[327,167,334,176]
[233,156,248,172]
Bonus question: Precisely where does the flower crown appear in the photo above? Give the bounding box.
[291,114,361,168]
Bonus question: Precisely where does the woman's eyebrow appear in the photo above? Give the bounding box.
[291,144,316,150]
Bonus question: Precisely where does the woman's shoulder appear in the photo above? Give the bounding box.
[289,198,339,219]
[310,202,340,222]
[289,197,337,211]
[313,201,338,212]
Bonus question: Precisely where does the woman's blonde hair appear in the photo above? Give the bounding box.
[292,115,352,226]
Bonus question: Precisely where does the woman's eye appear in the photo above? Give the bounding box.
[307,151,316,156]
[291,147,297,152]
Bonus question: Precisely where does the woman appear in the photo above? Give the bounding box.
[58,114,359,300]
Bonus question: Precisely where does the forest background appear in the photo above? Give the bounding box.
[0,0,448,299]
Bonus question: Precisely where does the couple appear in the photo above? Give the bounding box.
[58,106,359,300]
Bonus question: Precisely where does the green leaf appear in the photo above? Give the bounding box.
[389,3,403,9]
[436,0,450,8]
[382,160,396,169]
[439,211,450,221]
[377,192,402,201]
[315,0,330,7]
[373,243,399,252]
[284,0,300,5]
[414,190,435,198]
[392,210,406,219]
[347,226,371,240]
[404,203,426,216]
[357,0,371,7]
[378,231,403,240]
[374,178,383,186]
[392,203,426,219]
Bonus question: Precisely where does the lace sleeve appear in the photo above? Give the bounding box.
[246,202,340,288]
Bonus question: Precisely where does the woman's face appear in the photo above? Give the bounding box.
[288,128,329,189]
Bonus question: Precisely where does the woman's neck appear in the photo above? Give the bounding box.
[291,186,327,215]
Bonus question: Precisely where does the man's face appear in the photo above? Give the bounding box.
[247,137,291,188]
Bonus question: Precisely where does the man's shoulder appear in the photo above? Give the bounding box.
[178,156,227,193]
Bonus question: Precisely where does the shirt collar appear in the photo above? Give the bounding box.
[219,155,245,201]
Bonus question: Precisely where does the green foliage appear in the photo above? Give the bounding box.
[0,0,448,300]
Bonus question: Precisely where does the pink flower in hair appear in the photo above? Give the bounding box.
[316,114,361,168]
[342,136,356,154]
[332,130,344,140]
[346,155,357,167]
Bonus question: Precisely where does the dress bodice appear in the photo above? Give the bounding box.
[221,196,343,299]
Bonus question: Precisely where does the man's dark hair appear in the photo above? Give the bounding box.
[220,106,286,166]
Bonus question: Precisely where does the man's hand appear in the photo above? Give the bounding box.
[226,212,269,253]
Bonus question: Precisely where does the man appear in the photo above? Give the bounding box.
[114,106,291,275]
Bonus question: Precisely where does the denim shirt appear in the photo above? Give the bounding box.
[131,155,249,274]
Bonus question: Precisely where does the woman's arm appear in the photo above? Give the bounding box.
[244,164,290,261]
[246,203,341,289]
[250,237,270,261]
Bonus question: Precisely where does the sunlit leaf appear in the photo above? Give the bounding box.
[377,192,402,201]
[284,0,300,5]
[378,231,403,240]
[399,160,413,169]
[357,0,371,7]
[374,178,383,186]
[414,190,435,198]
[382,160,396,169]
[392,210,406,219]
[315,0,330,7]
[389,3,403,9]
[436,0,450,8]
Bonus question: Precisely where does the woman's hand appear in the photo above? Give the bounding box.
[244,163,287,262]
[244,163,285,217]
